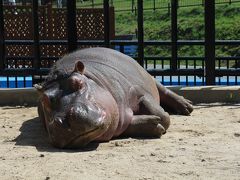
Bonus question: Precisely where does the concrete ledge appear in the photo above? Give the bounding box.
[0,86,240,106]
[168,86,240,104]
[0,88,39,106]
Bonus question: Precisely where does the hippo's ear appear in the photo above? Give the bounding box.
[74,61,85,74]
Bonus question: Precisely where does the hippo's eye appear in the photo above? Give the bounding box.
[42,92,61,111]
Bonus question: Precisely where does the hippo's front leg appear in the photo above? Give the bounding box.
[122,95,170,138]
[38,101,47,130]
[121,115,165,138]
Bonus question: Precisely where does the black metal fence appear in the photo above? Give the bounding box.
[0,0,240,88]
[75,0,240,12]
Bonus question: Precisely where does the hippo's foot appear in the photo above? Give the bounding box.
[121,115,165,138]
[160,91,193,115]
[156,81,193,116]
[170,95,193,115]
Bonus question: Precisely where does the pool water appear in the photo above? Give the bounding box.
[0,77,32,88]
[0,76,239,88]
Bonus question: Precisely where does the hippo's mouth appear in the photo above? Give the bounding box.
[64,127,103,148]
[68,110,108,147]
[50,107,108,148]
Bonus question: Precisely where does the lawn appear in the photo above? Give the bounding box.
[75,0,240,10]
[59,0,240,66]
[113,1,240,67]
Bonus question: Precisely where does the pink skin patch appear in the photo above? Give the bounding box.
[68,76,83,92]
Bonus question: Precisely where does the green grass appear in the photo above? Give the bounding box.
[75,0,240,10]
[73,0,240,66]
[115,3,240,60]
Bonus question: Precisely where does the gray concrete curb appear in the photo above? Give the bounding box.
[0,86,240,106]
[168,86,240,104]
[0,88,39,106]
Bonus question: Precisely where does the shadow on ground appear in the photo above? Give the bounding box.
[194,103,240,109]
[13,117,99,152]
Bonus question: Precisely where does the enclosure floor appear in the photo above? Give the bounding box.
[0,104,240,180]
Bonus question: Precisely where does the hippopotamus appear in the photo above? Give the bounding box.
[35,47,193,148]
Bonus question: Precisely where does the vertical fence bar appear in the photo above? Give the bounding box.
[0,0,5,71]
[205,0,215,85]
[137,0,144,67]
[33,0,40,70]
[91,0,94,8]
[153,0,156,11]
[168,3,170,16]
[132,0,134,13]
[171,0,178,71]
[104,0,110,48]
[120,45,124,53]
[67,0,77,52]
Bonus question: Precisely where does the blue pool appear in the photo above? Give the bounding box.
[114,45,137,56]
[0,77,33,88]
[0,76,239,88]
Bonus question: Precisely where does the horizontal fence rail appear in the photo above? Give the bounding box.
[0,0,240,88]
[3,0,240,12]
[62,0,240,12]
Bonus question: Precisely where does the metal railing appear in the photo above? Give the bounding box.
[0,0,240,88]
[74,0,240,12]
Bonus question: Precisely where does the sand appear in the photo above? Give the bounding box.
[0,104,240,180]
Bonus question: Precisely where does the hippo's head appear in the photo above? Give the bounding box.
[36,61,117,148]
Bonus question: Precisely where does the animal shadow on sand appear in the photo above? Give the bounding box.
[194,103,240,110]
[13,117,99,152]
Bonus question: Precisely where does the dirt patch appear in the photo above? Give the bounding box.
[0,104,240,179]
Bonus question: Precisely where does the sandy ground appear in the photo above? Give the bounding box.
[0,104,240,180]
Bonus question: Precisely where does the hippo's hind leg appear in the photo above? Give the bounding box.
[122,95,170,138]
[156,81,193,115]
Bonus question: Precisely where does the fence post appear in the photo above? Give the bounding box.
[91,0,94,8]
[33,0,40,70]
[171,0,178,71]
[104,0,110,48]
[132,0,134,13]
[0,0,5,71]
[168,3,170,16]
[137,0,144,67]
[153,0,156,11]
[205,0,215,85]
[67,0,77,52]
[22,0,27,5]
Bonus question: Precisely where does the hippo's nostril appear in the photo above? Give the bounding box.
[69,107,75,117]
[54,117,63,124]
[54,116,70,129]
[54,117,64,126]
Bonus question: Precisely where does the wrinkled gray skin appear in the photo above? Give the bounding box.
[36,47,193,148]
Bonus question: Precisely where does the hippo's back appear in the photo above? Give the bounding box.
[55,47,159,101]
